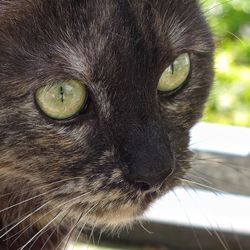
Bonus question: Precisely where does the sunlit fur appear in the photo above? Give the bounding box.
[0,0,214,249]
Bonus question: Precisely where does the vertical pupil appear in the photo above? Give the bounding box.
[171,63,174,75]
[59,86,64,103]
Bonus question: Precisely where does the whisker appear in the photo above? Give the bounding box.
[192,156,250,173]
[200,0,233,17]
[213,230,230,250]
[0,189,55,214]
[18,210,65,250]
[185,172,214,186]
[189,168,249,191]
[63,211,85,250]
[225,31,245,44]
[180,178,226,194]
[71,223,88,250]
[17,188,92,250]
[172,189,207,250]
[0,201,51,239]
[97,229,104,246]
[87,220,97,247]
[0,176,87,199]
[39,209,73,250]
[0,210,33,234]
[9,203,65,247]
[232,228,244,250]
[138,220,153,234]
[57,204,97,250]
[181,186,216,236]
[10,191,92,246]
[183,186,231,250]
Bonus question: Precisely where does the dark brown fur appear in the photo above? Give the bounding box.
[0,0,214,249]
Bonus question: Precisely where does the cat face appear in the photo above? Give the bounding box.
[0,0,213,228]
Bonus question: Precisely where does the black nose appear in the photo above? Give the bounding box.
[124,148,175,191]
[121,123,175,191]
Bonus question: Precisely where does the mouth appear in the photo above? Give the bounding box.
[58,174,174,230]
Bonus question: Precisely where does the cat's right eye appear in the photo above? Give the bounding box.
[35,80,88,120]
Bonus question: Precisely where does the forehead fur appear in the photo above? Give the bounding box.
[0,0,214,143]
[0,0,212,89]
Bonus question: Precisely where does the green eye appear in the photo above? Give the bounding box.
[35,80,87,120]
[157,53,190,92]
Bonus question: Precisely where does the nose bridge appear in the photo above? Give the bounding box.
[126,119,165,151]
[113,92,157,131]
[106,64,156,119]
[124,119,172,166]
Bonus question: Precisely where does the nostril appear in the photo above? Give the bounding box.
[124,169,172,192]
[134,181,151,191]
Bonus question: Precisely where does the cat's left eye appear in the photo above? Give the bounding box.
[35,80,88,120]
[158,53,190,93]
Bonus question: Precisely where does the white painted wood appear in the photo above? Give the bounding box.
[190,122,250,157]
[145,187,250,235]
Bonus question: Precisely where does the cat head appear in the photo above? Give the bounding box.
[0,0,213,229]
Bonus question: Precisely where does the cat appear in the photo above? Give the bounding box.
[0,0,214,249]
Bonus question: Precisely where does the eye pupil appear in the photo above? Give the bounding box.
[35,80,87,120]
[171,63,174,75]
[59,86,64,103]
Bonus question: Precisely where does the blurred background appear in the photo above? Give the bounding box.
[203,0,250,127]
[72,1,250,249]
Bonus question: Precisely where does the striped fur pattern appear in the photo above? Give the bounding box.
[0,0,213,249]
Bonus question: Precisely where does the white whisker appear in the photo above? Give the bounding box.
[0,189,54,214]
[18,211,65,250]
[180,178,226,194]
[0,201,51,239]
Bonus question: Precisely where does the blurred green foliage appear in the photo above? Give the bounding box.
[201,0,250,127]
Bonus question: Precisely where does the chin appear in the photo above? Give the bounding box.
[66,190,160,232]
[87,203,145,229]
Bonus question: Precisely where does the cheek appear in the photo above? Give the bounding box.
[168,126,190,157]
[1,121,95,180]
